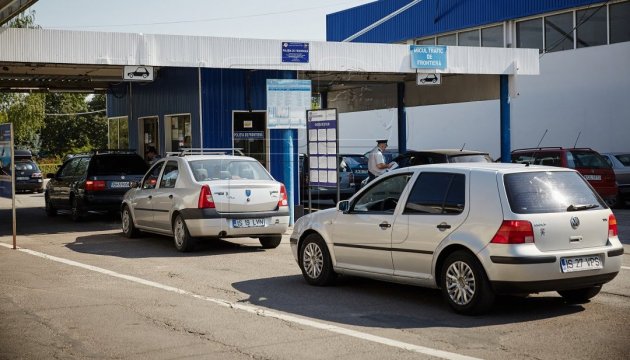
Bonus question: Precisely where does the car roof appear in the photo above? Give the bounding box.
[167,154,258,162]
[511,147,597,153]
[406,149,490,156]
[393,162,575,175]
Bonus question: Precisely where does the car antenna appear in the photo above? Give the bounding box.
[460,143,466,151]
[536,129,548,148]
[573,131,581,148]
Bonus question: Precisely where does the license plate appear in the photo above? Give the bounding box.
[560,255,603,273]
[356,170,368,174]
[110,181,130,188]
[232,218,265,228]
[583,175,601,181]
[16,177,29,180]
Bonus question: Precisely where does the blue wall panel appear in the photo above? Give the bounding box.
[327,0,607,43]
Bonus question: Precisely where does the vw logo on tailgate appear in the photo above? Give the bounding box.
[570,216,580,229]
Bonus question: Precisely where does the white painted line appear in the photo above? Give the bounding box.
[621,266,630,270]
[0,242,480,360]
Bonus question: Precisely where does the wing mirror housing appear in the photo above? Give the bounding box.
[130,181,139,189]
[337,200,350,213]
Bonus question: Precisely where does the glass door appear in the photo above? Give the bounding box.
[165,114,192,153]
[138,116,159,161]
[232,111,268,168]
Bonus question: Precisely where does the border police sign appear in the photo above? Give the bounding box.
[410,45,447,70]
[282,42,309,63]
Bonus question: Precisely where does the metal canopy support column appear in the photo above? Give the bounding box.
[500,74,510,163]
[397,82,407,154]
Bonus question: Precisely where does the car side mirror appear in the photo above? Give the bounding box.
[337,200,350,213]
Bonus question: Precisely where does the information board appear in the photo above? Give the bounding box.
[266,79,312,129]
[0,123,13,199]
[282,42,309,63]
[410,45,447,70]
[306,109,338,187]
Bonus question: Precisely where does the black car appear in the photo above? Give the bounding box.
[14,159,44,193]
[127,66,150,78]
[298,154,356,203]
[45,150,148,221]
[394,149,493,167]
[339,154,369,188]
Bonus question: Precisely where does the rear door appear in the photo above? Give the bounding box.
[503,170,610,251]
[49,157,84,208]
[132,162,163,227]
[152,161,179,231]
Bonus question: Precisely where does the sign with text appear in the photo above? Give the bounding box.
[282,42,309,63]
[306,109,338,187]
[410,45,447,70]
[266,79,312,129]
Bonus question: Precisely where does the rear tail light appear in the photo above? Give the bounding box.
[198,184,215,209]
[85,180,106,191]
[609,214,618,237]
[491,220,534,244]
[31,172,42,178]
[278,184,288,207]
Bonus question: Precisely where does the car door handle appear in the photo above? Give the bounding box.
[379,222,391,229]
[169,195,173,199]
[437,223,451,231]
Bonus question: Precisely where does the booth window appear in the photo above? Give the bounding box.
[458,29,480,46]
[545,12,574,53]
[481,25,504,47]
[437,33,456,46]
[415,37,435,45]
[610,1,630,44]
[576,7,607,48]
[516,18,543,53]
[108,117,129,149]
[165,114,192,153]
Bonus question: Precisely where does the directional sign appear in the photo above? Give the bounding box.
[410,45,447,70]
[123,65,154,81]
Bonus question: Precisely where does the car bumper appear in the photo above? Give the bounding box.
[181,208,290,238]
[83,193,126,211]
[478,242,623,293]
[15,180,43,191]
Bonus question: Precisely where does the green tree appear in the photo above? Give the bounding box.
[0,93,46,149]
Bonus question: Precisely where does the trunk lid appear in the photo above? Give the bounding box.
[209,180,281,213]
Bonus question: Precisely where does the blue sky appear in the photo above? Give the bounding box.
[30,0,375,40]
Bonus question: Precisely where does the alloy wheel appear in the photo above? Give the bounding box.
[302,242,324,279]
[445,260,476,306]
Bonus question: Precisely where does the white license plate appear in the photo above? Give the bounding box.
[232,218,265,228]
[16,177,29,180]
[110,181,130,188]
[356,170,368,174]
[583,175,601,181]
[560,255,603,273]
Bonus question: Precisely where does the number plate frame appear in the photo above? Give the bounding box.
[583,175,601,181]
[110,181,131,188]
[232,218,266,228]
[16,176,29,180]
[560,255,603,273]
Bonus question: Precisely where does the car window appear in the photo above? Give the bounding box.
[568,150,611,169]
[352,173,412,213]
[504,171,605,214]
[449,154,493,163]
[159,161,179,188]
[189,159,272,181]
[59,158,82,177]
[142,162,163,189]
[15,161,37,171]
[74,158,90,176]
[90,154,148,176]
[615,154,630,166]
[404,173,465,214]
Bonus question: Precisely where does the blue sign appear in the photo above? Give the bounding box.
[282,42,309,63]
[0,123,13,199]
[410,45,447,70]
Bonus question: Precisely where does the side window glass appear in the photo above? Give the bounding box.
[566,152,576,168]
[74,158,90,177]
[142,162,163,189]
[352,173,412,213]
[59,158,80,177]
[404,173,465,215]
[160,161,179,188]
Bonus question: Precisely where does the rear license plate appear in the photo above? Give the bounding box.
[16,177,29,180]
[110,181,130,188]
[560,255,603,273]
[232,218,265,228]
[583,175,601,181]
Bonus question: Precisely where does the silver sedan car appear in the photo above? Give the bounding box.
[290,163,623,315]
[122,153,290,252]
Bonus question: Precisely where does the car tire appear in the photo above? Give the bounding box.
[70,196,83,222]
[44,194,57,217]
[259,235,282,249]
[299,233,336,286]
[440,250,495,315]
[121,206,140,238]
[558,285,602,304]
[173,214,195,252]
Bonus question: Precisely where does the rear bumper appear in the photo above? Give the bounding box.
[181,208,290,238]
[83,193,126,211]
[491,272,618,293]
[15,180,43,191]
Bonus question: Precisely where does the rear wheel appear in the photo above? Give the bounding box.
[440,250,495,315]
[121,206,140,238]
[44,194,57,217]
[259,235,282,249]
[558,285,602,304]
[299,233,336,286]
[173,214,194,252]
[70,196,83,222]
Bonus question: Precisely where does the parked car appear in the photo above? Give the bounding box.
[601,152,630,206]
[299,154,355,203]
[393,149,494,167]
[14,159,43,193]
[511,147,618,207]
[339,154,369,188]
[121,151,290,252]
[45,150,149,221]
[290,163,622,315]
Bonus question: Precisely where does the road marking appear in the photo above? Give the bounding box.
[622,266,630,270]
[0,243,480,360]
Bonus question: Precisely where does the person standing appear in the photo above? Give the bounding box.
[146,146,161,165]
[367,139,393,182]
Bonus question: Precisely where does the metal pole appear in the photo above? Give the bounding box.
[10,124,16,249]
[500,75,511,163]
[397,82,407,154]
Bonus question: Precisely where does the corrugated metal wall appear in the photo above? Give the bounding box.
[327,0,605,43]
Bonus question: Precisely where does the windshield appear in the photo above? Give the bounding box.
[343,156,368,168]
[189,159,272,181]
[448,154,493,163]
[504,171,605,214]
[614,154,630,166]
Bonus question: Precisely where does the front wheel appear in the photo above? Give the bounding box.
[299,234,336,286]
[173,214,195,252]
[45,194,57,217]
[440,250,495,315]
[259,235,282,249]
[121,206,140,238]
[558,285,602,304]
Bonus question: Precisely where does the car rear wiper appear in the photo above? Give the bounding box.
[567,204,599,212]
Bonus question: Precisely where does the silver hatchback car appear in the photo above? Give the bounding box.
[122,151,290,252]
[290,163,623,315]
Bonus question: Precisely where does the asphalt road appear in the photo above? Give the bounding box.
[1,192,629,360]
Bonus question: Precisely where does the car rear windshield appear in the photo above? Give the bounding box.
[15,161,39,171]
[614,154,630,166]
[504,171,605,214]
[449,154,493,163]
[189,159,272,181]
[89,155,148,176]
[566,150,611,169]
[344,156,368,167]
